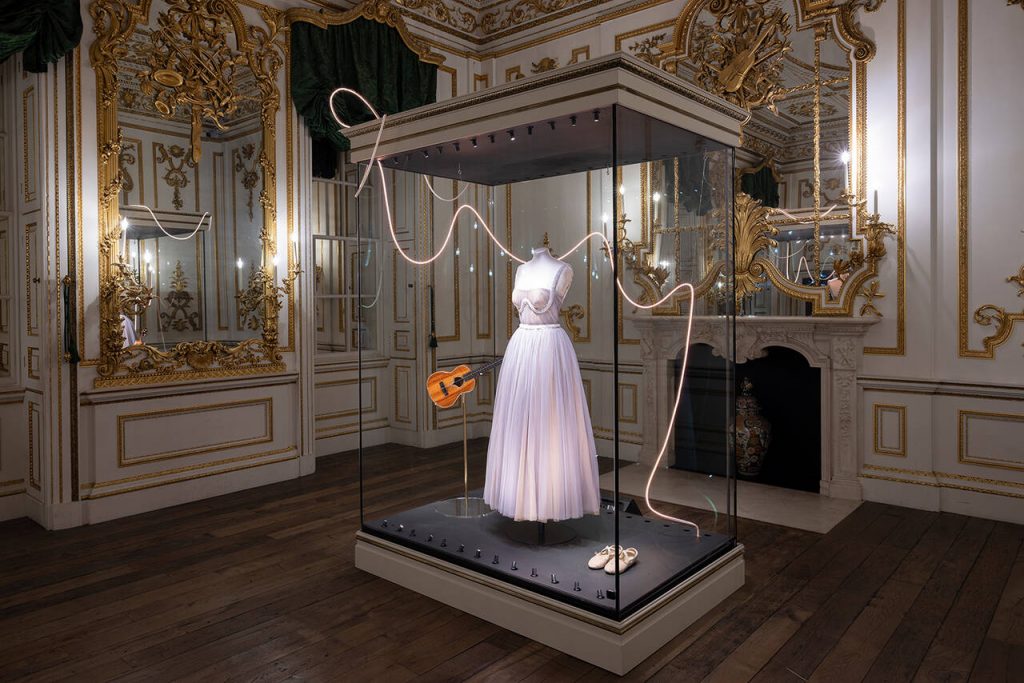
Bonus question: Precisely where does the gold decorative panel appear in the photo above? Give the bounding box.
[872,403,906,457]
[117,397,273,466]
[958,410,1024,472]
[21,85,37,204]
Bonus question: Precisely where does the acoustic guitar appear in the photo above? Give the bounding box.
[426,358,503,409]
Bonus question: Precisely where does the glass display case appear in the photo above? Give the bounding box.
[347,55,743,638]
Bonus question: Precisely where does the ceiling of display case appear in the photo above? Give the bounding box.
[378,106,718,186]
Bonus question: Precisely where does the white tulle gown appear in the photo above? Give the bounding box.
[484,252,601,522]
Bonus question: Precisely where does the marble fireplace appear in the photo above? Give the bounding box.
[632,316,878,500]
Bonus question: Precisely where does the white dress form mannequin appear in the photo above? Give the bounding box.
[516,247,572,301]
[484,245,601,522]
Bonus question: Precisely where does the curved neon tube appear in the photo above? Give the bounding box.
[124,204,209,241]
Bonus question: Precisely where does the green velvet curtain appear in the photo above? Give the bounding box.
[740,165,781,208]
[0,0,82,73]
[290,17,437,178]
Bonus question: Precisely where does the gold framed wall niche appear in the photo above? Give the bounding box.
[89,0,293,387]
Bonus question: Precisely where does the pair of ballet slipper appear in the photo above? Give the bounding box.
[587,545,639,574]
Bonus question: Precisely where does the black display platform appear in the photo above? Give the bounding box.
[363,492,734,618]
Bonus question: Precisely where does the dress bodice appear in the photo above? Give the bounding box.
[512,260,570,325]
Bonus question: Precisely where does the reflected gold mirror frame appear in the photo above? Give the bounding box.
[644,0,890,316]
[89,0,288,386]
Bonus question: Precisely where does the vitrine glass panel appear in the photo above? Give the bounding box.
[358,105,736,619]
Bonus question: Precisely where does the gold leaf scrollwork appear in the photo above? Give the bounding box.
[608,213,670,305]
[733,192,778,300]
[689,0,792,112]
[858,279,884,317]
[1009,0,1023,10]
[1009,264,1024,296]
[971,263,1024,356]
[530,57,559,73]
[118,141,137,195]
[154,142,195,211]
[560,304,585,342]
[159,260,202,332]
[629,34,668,65]
[139,0,260,163]
[234,143,260,221]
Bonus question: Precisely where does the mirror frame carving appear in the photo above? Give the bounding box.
[636,0,894,316]
[89,0,291,386]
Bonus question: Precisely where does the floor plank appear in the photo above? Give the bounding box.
[0,443,1021,682]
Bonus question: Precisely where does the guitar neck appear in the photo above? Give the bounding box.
[463,358,503,381]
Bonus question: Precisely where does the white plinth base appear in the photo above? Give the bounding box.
[355,532,745,675]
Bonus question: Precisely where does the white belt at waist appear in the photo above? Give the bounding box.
[518,323,561,329]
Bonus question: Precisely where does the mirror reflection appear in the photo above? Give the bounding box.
[115,0,265,349]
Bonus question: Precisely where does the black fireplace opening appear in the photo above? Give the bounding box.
[672,344,821,494]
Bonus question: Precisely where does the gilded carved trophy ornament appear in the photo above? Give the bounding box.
[90,0,290,385]
[688,0,792,112]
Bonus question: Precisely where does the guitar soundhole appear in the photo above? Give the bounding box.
[453,377,464,387]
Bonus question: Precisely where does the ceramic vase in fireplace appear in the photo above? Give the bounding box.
[736,377,771,477]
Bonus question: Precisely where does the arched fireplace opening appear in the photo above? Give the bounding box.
[673,345,821,493]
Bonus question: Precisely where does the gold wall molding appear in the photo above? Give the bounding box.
[27,402,40,491]
[872,403,906,457]
[957,409,1024,473]
[27,347,40,380]
[861,463,1024,501]
[315,376,377,421]
[958,0,1024,359]
[117,396,273,466]
[21,85,37,204]
[569,46,590,64]
[82,446,298,499]
[865,0,906,355]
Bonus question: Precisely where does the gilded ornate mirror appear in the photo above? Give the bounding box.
[90,0,291,385]
[627,0,893,316]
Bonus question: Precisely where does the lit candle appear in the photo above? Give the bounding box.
[120,217,130,260]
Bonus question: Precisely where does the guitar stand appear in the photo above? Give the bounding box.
[435,395,493,519]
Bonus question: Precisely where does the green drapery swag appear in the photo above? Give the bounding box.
[0,0,82,73]
[740,164,781,209]
[290,17,437,178]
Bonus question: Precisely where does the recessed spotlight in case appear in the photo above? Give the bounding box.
[508,130,516,142]
[421,149,430,158]
[548,121,556,131]
[436,146,444,155]
[471,137,478,148]
[527,125,534,136]
[488,134,496,144]
[570,115,577,126]
[593,110,600,122]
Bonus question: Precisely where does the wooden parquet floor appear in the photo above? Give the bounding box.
[1,441,1022,682]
